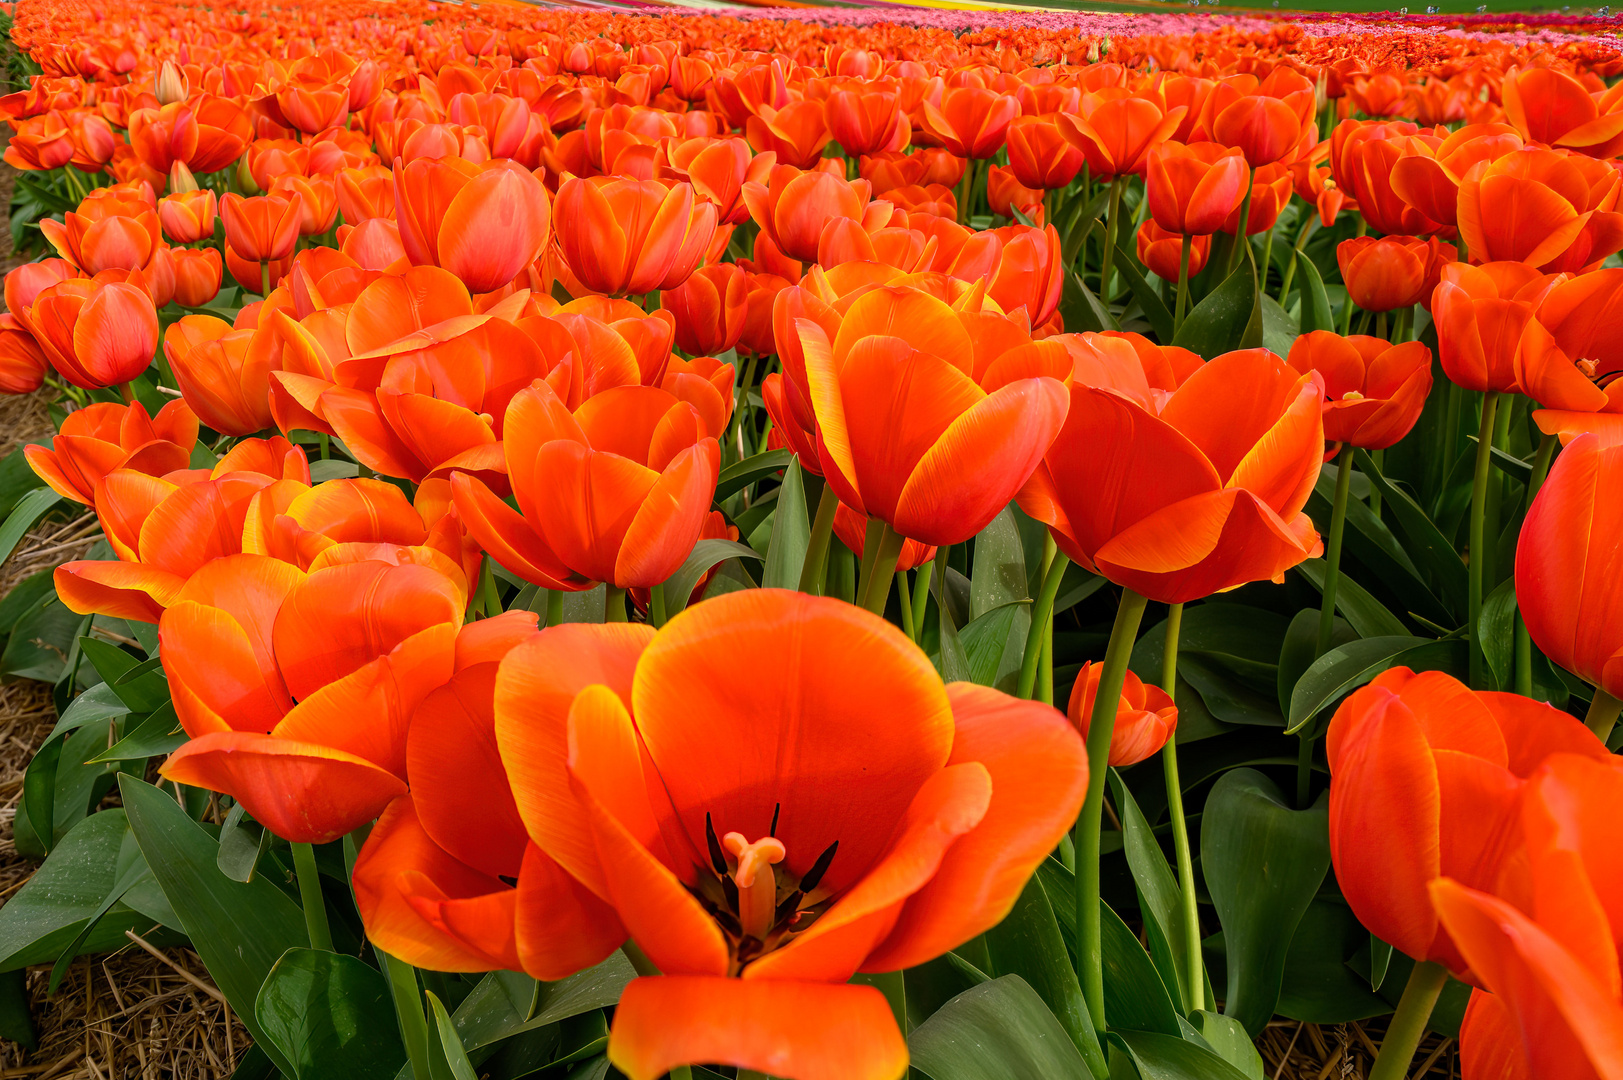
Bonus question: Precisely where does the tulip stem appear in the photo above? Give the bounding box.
[481,560,502,618]
[1367,961,1448,1080]
[259,259,269,301]
[1172,233,1193,338]
[799,483,839,596]
[1368,448,1384,522]
[1225,167,1254,277]
[1159,602,1204,1014]
[116,381,135,405]
[1513,433,1559,698]
[1038,535,1058,706]
[896,572,916,641]
[1315,447,1354,658]
[605,586,628,623]
[1017,547,1072,701]
[1276,216,1317,302]
[291,842,332,952]
[381,951,432,1080]
[1585,689,1622,743]
[911,553,935,641]
[650,582,668,629]
[1075,588,1150,1033]
[1468,391,1501,690]
[1098,178,1125,303]
[956,165,974,227]
[547,589,564,628]
[730,353,760,457]
[858,523,906,616]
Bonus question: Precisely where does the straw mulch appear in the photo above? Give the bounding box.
[1260,1019,1457,1079]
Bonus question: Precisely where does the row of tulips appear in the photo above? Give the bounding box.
[3,1,1623,1079]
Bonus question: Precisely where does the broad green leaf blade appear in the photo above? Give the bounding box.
[427,992,479,1080]
[761,457,809,590]
[970,506,1030,618]
[1109,773,1197,1014]
[0,441,48,521]
[450,954,635,1054]
[217,802,272,884]
[1191,1011,1265,1080]
[0,487,63,566]
[1273,900,1391,1024]
[120,775,306,1075]
[1260,295,1298,361]
[1060,269,1119,334]
[0,969,35,1050]
[1285,635,1433,734]
[715,448,792,501]
[1174,251,1256,358]
[983,876,1105,1079]
[88,703,185,763]
[664,539,762,617]
[255,948,405,1080]
[931,559,971,683]
[1293,560,1408,639]
[959,603,1029,692]
[1100,898,1182,1036]
[1113,1029,1253,1080]
[1478,577,1518,691]
[1200,769,1331,1035]
[1295,252,1334,335]
[1353,448,1468,617]
[1113,240,1174,343]
[909,976,1091,1080]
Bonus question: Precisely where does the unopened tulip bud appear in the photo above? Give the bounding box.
[235,155,260,196]
[169,160,199,194]
[155,61,189,106]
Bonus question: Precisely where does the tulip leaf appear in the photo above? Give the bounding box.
[1109,773,1205,1016]
[1260,295,1297,360]
[960,603,1030,692]
[1060,270,1118,334]
[1352,449,1469,616]
[1295,250,1335,335]
[970,506,1030,618]
[442,956,635,1055]
[255,948,404,1080]
[217,802,273,884]
[0,487,62,568]
[1269,899,1392,1023]
[909,976,1092,1080]
[983,875,1106,1079]
[120,774,305,1077]
[1112,239,1175,343]
[664,540,762,617]
[1478,577,1519,692]
[1292,560,1408,639]
[930,558,971,683]
[87,703,185,764]
[422,991,478,1080]
[1111,1029,1253,1080]
[714,448,792,501]
[1190,1011,1265,1079]
[1200,769,1331,1036]
[0,441,48,522]
[1099,896,1182,1036]
[762,457,810,589]
[1174,247,1257,359]
[1286,634,1461,734]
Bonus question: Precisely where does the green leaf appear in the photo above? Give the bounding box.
[1190,1011,1264,1080]
[983,876,1105,1079]
[255,948,405,1080]
[1292,561,1408,639]
[1174,251,1256,358]
[1061,270,1119,334]
[120,775,306,1076]
[1478,577,1518,692]
[0,570,55,641]
[48,854,153,993]
[1200,769,1331,1035]
[88,703,185,763]
[1100,896,1182,1036]
[1113,240,1175,343]
[761,457,809,589]
[1112,1029,1252,1080]
[971,506,1030,617]
[664,539,762,617]
[1260,295,1298,362]
[1353,448,1468,616]
[715,448,792,501]
[0,487,62,566]
[931,559,970,683]
[217,802,273,884]
[1109,773,1199,1014]
[0,969,35,1050]
[959,603,1029,692]
[0,440,49,522]
[0,810,157,971]
[22,700,124,851]
[427,992,479,1080]
[909,976,1092,1080]
[560,584,606,624]
[2,589,82,684]
[447,954,635,1055]
[1294,251,1335,334]
[1272,900,1392,1024]
[1286,635,1456,734]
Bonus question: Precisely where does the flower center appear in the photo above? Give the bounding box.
[723,832,785,941]
[1341,390,1365,402]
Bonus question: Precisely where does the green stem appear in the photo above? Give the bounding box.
[1173,232,1193,338]
[546,588,564,628]
[1584,689,1622,743]
[1259,225,1275,295]
[1375,310,1387,343]
[480,560,501,618]
[956,165,974,227]
[896,571,916,641]
[858,523,906,616]
[1038,534,1058,706]
[729,352,760,454]
[1468,391,1501,689]
[799,483,839,596]
[291,842,332,951]
[1225,167,1254,277]
[867,969,908,1036]
[1527,432,1557,501]
[650,582,668,629]
[381,952,432,1080]
[1016,548,1073,700]
[1075,588,1150,1033]
[912,552,935,639]
[1159,603,1203,1013]
[260,259,270,302]
[1302,447,1353,807]
[1276,216,1317,302]
[605,585,628,623]
[1514,613,1533,698]
[1098,178,1124,303]
[1369,448,1384,521]
[1367,961,1449,1080]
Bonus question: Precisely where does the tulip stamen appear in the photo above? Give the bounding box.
[1578,358,1600,379]
[723,832,786,942]
[1342,390,1366,402]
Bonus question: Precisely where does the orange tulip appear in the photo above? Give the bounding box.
[659,355,736,439]
[24,398,197,506]
[1458,146,1623,272]
[158,188,217,244]
[1330,119,1446,236]
[986,166,1043,223]
[2,112,74,171]
[1431,753,1623,1079]
[1522,270,1623,442]
[271,174,339,237]
[452,588,1088,1078]
[1327,667,1608,977]
[1224,162,1292,236]
[1204,68,1318,167]
[1432,261,1559,395]
[1145,141,1249,236]
[1059,92,1186,179]
[1020,345,1323,604]
[555,176,716,297]
[452,379,720,590]
[1067,661,1177,767]
[796,285,1068,547]
[40,195,163,280]
[29,274,159,390]
[336,164,397,222]
[1287,332,1433,450]
[1006,115,1087,191]
[983,223,1064,328]
[662,262,747,357]
[170,248,222,308]
[833,501,936,573]
[4,257,80,318]
[0,314,47,395]
[738,271,790,357]
[1517,433,1623,703]
[157,555,467,843]
[395,157,551,294]
[742,164,889,265]
[745,101,832,171]
[163,314,274,435]
[221,191,301,263]
[1502,65,1623,159]
[922,85,1020,159]
[1103,330,1206,393]
[1388,123,1524,229]
[127,98,252,175]
[1337,235,1454,313]
[824,86,907,158]
[1136,220,1208,282]
[657,136,771,226]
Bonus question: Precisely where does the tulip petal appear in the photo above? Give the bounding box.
[614,440,719,589]
[54,560,186,624]
[448,472,578,590]
[513,841,627,981]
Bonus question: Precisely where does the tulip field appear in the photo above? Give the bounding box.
[3,0,1623,1077]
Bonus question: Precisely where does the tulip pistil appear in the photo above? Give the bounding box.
[697,812,842,974]
[723,832,785,942]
